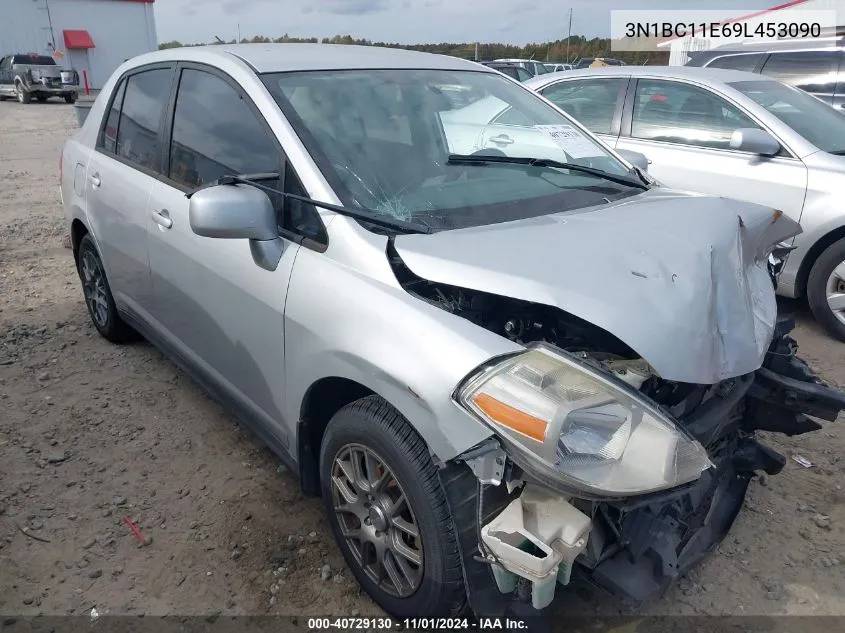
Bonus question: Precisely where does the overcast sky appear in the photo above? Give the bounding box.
[154,0,777,45]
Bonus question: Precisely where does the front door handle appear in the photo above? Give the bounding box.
[489,134,514,145]
[152,208,172,229]
[88,172,101,188]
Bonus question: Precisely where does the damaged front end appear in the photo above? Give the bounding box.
[386,192,845,613]
[441,317,845,613]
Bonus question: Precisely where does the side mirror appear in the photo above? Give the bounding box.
[616,149,650,172]
[188,184,285,272]
[189,184,277,240]
[729,128,780,156]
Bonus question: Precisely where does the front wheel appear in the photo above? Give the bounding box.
[807,236,845,342]
[65,93,77,104]
[76,234,138,343]
[16,83,31,104]
[319,396,467,618]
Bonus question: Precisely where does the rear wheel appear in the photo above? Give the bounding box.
[807,236,845,342]
[319,396,467,618]
[76,234,138,343]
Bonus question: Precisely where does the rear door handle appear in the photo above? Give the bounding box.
[88,173,101,188]
[151,208,172,229]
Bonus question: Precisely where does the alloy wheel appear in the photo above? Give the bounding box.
[80,250,109,327]
[330,444,424,598]
[16,84,24,103]
[826,260,845,327]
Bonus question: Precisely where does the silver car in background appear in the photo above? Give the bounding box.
[60,44,845,619]
[526,66,845,341]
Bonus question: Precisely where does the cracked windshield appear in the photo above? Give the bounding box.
[264,69,640,230]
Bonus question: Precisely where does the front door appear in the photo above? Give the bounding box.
[85,65,174,314]
[145,64,321,444]
[616,78,808,220]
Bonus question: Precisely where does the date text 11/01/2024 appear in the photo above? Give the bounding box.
[307,618,529,630]
[625,21,822,39]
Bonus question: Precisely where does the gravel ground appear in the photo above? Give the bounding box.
[1,99,844,621]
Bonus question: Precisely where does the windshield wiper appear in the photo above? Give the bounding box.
[447,154,649,191]
[186,172,433,235]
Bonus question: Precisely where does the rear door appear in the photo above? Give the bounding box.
[85,63,175,315]
[616,77,807,219]
[477,103,567,159]
[535,76,629,147]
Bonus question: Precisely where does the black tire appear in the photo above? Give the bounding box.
[16,83,31,104]
[64,93,77,104]
[807,236,845,342]
[76,234,138,343]
[319,395,467,618]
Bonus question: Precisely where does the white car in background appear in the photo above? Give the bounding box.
[526,65,845,342]
[494,58,549,76]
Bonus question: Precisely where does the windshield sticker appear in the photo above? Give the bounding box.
[535,124,603,159]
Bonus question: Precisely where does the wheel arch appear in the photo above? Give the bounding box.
[70,218,89,263]
[297,376,376,496]
[795,225,845,297]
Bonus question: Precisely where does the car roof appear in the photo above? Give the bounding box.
[525,64,767,87]
[126,43,493,74]
[696,36,845,56]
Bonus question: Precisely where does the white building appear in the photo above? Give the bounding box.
[1,0,158,89]
[661,0,845,66]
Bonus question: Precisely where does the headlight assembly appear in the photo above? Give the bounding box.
[455,344,712,497]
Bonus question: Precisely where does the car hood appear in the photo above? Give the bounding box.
[393,188,801,384]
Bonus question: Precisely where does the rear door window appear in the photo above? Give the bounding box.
[112,68,173,171]
[540,78,626,134]
[101,78,127,154]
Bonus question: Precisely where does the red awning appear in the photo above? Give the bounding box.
[63,30,95,49]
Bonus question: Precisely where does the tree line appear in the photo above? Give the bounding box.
[158,33,668,66]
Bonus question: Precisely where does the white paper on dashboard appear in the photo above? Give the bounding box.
[535,124,603,159]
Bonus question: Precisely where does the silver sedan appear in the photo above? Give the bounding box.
[60,44,845,618]
[526,66,845,342]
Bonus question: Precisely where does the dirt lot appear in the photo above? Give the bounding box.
[1,99,844,621]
